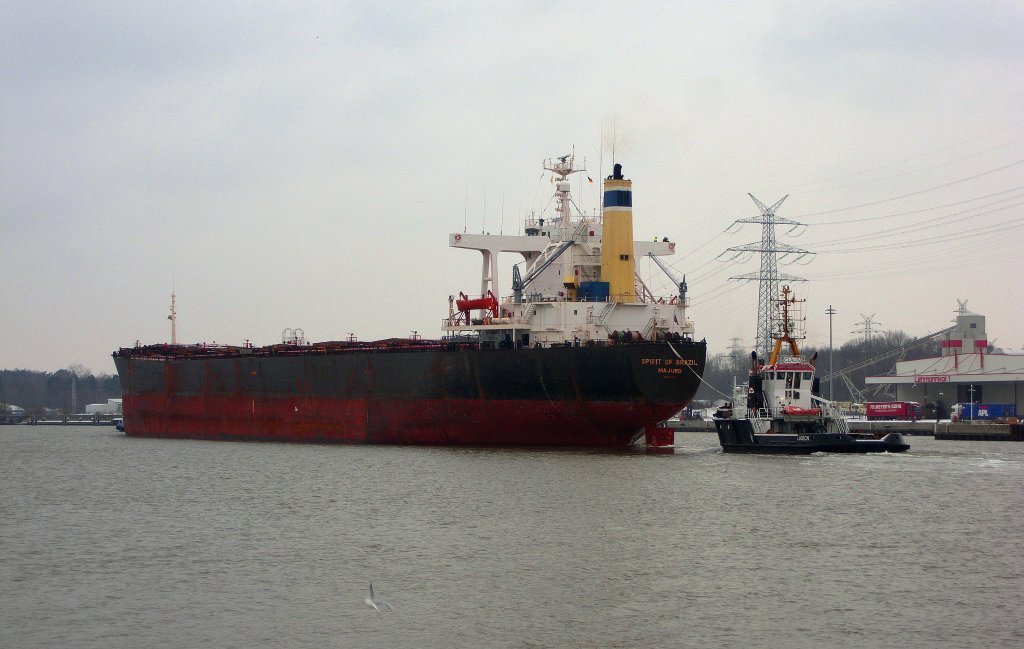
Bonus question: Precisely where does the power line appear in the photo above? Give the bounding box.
[789,159,1024,219]
[782,122,1024,193]
[817,215,1023,254]
[809,185,1024,227]
[809,203,1024,250]
[790,136,1024,198]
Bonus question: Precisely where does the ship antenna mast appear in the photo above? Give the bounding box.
[543,149,584,236]
[168,288,177,344]
[767,285,804,364]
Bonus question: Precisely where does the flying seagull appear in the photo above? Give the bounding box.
[364,582,394,612]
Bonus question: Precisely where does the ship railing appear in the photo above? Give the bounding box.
[121,339,488,359]
[642,316,669,340]
[746,407,778,420]
[523,213,598,230]
[811,395,850,434]
[748,416,773,435]
[596,301,617,325]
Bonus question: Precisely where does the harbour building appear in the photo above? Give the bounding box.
[865,310,1024,416]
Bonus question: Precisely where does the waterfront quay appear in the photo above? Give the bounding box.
[848,420,1023,442]
[19,414,121,426]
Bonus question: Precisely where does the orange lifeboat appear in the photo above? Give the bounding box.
[783,405,821,416]
[455,291,499,318]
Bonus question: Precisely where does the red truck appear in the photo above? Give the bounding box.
[865,401,924,421]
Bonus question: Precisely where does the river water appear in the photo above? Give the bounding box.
[1,426,1021,648]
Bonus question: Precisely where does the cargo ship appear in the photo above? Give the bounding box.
[713,287,909,454]
[113,154,707,446]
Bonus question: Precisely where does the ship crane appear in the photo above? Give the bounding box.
[512,239,575,303]
[647,253,688,302]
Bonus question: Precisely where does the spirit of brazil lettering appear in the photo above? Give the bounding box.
[641,357,697,366]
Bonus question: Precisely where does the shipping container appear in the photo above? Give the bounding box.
[951,403,1017,421]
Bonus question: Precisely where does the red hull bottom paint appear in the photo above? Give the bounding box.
[643,426,675,447]
[123,394,679,446]
[114,338,708,446]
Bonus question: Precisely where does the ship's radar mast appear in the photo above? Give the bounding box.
[767,285,805,364]
[282,328,306,346]
[542,151,585,237]
[167,290,177,344]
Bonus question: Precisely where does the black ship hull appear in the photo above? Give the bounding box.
[114,339,706,446]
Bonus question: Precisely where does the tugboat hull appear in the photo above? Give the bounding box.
[714,419,910,454]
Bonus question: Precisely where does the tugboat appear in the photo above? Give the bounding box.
[713,287,909,454]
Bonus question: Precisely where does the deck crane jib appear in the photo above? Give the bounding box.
[512,239,576,303]
[647,252,688,303]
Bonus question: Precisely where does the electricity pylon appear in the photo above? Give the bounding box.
[851,313,884,343]
[720,194,814,360]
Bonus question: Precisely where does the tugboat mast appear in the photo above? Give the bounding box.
[767,285,803,364]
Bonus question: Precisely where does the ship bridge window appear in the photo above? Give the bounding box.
[803,372,811,380]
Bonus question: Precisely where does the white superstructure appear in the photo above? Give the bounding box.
[444,154,695,348]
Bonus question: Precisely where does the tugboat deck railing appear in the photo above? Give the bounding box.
[811,395,850,434]
[740,397,851,435]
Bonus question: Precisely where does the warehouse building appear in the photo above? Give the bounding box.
[865,310,1024,417]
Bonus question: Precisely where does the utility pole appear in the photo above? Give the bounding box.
[826,305,836,401]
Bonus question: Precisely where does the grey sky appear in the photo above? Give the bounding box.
[3,1,1022,374]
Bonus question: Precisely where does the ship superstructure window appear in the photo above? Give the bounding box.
[619,254,629,261]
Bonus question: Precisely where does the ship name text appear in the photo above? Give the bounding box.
[641,357,698,368]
